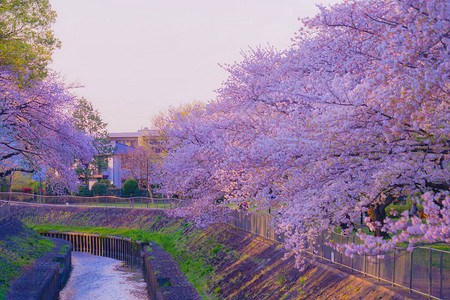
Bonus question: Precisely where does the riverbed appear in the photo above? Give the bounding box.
[59,252,148,300]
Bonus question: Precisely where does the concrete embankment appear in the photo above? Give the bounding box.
[0,215,72,300]
[11,203,424,299]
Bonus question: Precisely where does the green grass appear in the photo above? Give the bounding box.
[31,224,161,242]
[59,244,69,254]
[431,244,450,251]
[0,232,54,299]
[212,244,224,255]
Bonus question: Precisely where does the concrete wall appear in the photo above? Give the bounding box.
[143,242,200,300]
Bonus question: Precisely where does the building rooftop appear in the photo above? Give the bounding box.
[109,128,158,138]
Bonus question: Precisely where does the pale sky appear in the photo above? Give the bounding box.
[49,0,341,132]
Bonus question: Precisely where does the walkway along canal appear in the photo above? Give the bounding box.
[41,232,200,300]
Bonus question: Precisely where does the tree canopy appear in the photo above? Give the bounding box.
[73,97,113,184]
[156,0,449,266]
[120,144,159,191]
[0,70,95,192]
[0,0,60,80]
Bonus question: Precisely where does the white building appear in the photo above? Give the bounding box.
[105,128,161,188]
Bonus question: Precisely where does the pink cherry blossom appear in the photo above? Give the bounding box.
[156,0,449,266]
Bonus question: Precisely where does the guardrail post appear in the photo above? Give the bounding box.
[377,256,380,281]
[321,233,325,258]
[363,254,366,277]
[351,235,354,271]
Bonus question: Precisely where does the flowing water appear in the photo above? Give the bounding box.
[59,252,148,300]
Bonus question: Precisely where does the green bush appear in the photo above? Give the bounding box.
[98,179,113,187]
[92,182,109,196]
[122,179,139,197]
[385,196,424,216]
[76,185,92,197]
[0,178,9,192]
[106,188,122,197]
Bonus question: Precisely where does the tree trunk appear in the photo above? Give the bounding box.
[83,163,90,186]
[369,195,394,238]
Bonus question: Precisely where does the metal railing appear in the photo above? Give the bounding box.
[42,231,144,268]
[227,210,449,300]
[0,192,176,209]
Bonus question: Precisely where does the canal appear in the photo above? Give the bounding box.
[59,252,148,300]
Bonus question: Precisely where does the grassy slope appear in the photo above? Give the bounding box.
[0,220,54,300]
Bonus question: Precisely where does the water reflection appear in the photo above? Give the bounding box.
[59,252,148,300]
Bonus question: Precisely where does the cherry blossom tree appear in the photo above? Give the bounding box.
[154,102,232,224]
[120,144,160,194]
[158,0,449,266]
[0,68,95,193]
[0,0,95,193]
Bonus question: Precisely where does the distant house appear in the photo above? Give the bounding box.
[109,128,160,149]
[105,128,161,188]
[105,142,134,188]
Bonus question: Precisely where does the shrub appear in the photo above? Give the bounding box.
[98,179,113,187]
[122,179,139,197]
[106,188,122,197]
[76,185,92,197]
[92,182,109,196]
[21,187,32,193]
[0,178,9,192]
[138,188,150,197]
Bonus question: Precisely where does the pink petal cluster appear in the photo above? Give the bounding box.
[155,0,449,267]
[1,68,96,192]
